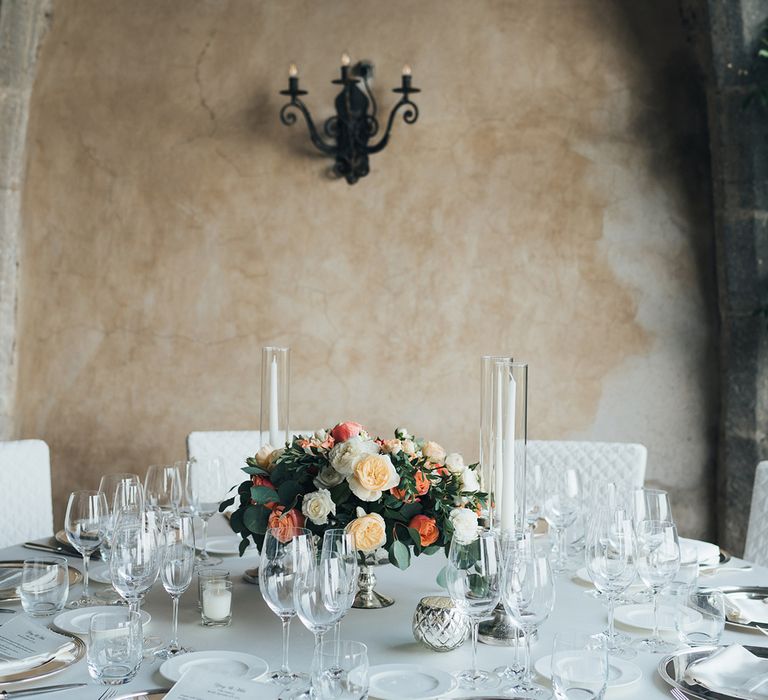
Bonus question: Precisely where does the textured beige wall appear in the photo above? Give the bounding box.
[16,1,716,535]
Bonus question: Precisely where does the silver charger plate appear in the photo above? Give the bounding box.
[0,633,85,685]
[717,549,732,566]
[718,586,768,632]
[0,561,82,602]
[658,644,768,700]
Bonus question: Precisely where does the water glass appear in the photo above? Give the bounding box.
[675,588,725,646]
[144,464,181,514]
[197,568,230,610]
[551,633,608,700]
[201,579,232,627]
[676,543,700,586]
[65,489,108,608]
[20,557,69,616]
[87,610,143,685]
[311,639,369,700]
[543,467,582,573]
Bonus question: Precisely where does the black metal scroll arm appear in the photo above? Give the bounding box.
[367,84,420,155]
[279,92,337,157]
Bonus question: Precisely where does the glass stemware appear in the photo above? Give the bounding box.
[64,490,108,608]
[156,514,196,659]
[259,526,314,685]
[543,467,582,573]
[446,529,502,691]
[501,552,556,699]
[144,464,181,515]
[184,457,229,566]
[632,488,673,525]
[321,529,358,652]
[634,520,680,653]
[98,473,143,563]
[585,507,637,658]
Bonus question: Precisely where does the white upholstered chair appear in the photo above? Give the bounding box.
[745,461,768,566]
[186,429,314,496]
[527,440,647,496]
[0,439,54,548]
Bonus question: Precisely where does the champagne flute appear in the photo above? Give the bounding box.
[501,552,556,699]
[155,514,196,659]
[585,507,637,658]
[98,473,142,562]
[184,457,229,566]
[543,466,582,573]
[635,520,680,653]
[65,490,108,608]
[144,464,180,515]
[446,529,501,691]
[259,526,314,685]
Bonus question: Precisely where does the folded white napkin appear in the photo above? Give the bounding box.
[725,595,768,625]
[685,645,768,699]
[0,616,75,676]
[680,537,720,567]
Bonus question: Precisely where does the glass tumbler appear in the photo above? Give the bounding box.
[675,588,725,646]
[20,557,69,616]
[551,632,608,700]
[201,579,232,627]
[87,610,143,685]
[311,639,369,700]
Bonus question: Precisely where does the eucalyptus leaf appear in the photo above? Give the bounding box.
[218,496,235,513]
[243,504,270,534]
[242,464,269,476]
[238,538,251,556]
[389,540,411,570]
[250,486,279,505]
[278,480,302,507]
[408,527,423,548]
[436,565,448,589]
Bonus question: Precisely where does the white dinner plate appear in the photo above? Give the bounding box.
[535,653,642,690]
[197,536,257,556]
[572,568,645,592]
[159,650,269,683]
[88,563,112,585]
[52,606,151,636]
[614,603,700,632]
[368,663,457,700]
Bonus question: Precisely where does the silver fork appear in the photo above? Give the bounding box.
[670,687,690,700]
[98,688,118,700]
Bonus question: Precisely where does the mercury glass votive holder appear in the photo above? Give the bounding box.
[201,579,233,627]
[413,595,470,652]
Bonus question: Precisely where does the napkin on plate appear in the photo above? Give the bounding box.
[685,645,768,699]
[724,595,768,625]
[0,615,75,676]
[680,537,720,567]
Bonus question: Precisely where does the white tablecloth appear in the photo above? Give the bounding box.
[2,521,766,699]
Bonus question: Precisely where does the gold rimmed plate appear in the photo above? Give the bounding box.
[0,634,85,685]
[0,561,81,602]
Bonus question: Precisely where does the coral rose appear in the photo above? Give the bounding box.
[331,421,364,443]
[390,486,417,503]
[348,453,400,501]
[268,506,306,542]
[409,514,439,547]
[345,509,386,552]
[414,470,430,496]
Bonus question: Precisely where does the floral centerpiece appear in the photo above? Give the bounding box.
[221,422,486,587]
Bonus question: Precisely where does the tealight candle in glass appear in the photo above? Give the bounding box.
[201,579,232,627]
[197,568,230,610]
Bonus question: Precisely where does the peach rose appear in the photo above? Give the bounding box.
[409,514,439,547]
[345,510,386,552]
[268,506,306,542]
[348,453,400,501]
[422,441,446,463]
[331,421,364,443]
[414,470,430,496]
[254,444,275,470]
[250,475,277,509]
[380,439,402,455]
[390,486,417,503]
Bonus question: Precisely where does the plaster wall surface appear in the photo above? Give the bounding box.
[15,0,716,532]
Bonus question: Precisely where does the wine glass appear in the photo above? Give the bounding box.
[632,488,673,525]
[184,457,229,566]
[144,464,180,515]
[585,507,637,658]
[526,463,544,529]
[501,552,556,699]
[155,514,196,659]
[446,529,501,691]
[259,526,314,685]
[65,490,108,608]
[543,467,582,573]
[634,520,680,653]
[321,530,358,647]
[98,473,142,562]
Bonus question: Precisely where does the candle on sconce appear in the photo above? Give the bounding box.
[288,63,299,92]
[288,63,299,78]
[341,52,351,66]
[401,64,412,89]
[402,64,412,76]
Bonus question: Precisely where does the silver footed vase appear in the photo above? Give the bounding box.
[352,551,394,609]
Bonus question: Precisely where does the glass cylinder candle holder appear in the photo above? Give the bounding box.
[260,346,291,449]
[489,360,528,534]
[201,579,233,627]
[479,355,514,528]
[197,568,230,610]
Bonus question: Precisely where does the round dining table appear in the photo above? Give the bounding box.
[1,521,765,699]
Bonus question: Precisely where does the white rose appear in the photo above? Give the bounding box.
[347,453,400,502]
[255,444,275,468]
[314,429,329,441]
[449,507,479,544]
[422,441,446,463]
[401,439,417,457]
[395,427,410,440]
[460,467,480,492]
[267,448,284,467]
[301,489,336,526]
[313,465,345,490]
[445,453,465,474]
[329,435,379,476]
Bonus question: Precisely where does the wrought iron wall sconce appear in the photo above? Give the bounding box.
[279,53,420,184]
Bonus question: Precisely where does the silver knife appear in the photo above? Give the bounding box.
[0,683,86,697]
[22,543,80,558]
